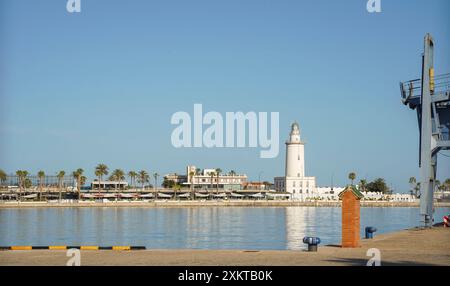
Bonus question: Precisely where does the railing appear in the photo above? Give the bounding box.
[400,73,450,104]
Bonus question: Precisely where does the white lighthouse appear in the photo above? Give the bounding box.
[285,122,305,178]
[274,122,316,201]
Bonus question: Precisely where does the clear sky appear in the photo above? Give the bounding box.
[1,0,449,192]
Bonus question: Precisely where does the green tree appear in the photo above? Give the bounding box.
[366,178,390,194]
[95,163,109,191]
[444,179,450,192]
[57,170,66,202]
[215,168,222,194]
[409,177,417,197]
[434,180,441,193]
[359,179,367,193]
[162,178,176,188]
[24,178,32,189]
[348,172,356,185]
[189,171,195,200]
[37,170,45,201]
[72,168,84,200]
[153,173,160,199]
[128,171,137,188]
[16,170,28,201]
[111,169,125,194]
[0,169,7,188]
[208,171,215,190]
[137,170,149,190]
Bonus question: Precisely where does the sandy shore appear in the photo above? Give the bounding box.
[1,226,449,266]
[2,200,449,208]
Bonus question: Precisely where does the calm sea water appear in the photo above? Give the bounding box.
[0,207,449,250]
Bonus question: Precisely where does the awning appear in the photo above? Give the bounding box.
[103,194,116,198]
[157,193,172,198]
[195,193,210,198]
[22,194,37,199]
[231,193,245,197]
[82,194,96,198]
[250,193,265,198]
[177,193,191,198]
[213,193,227,197]
[138,193,154,198]
[119,193,135,198]
[267,193,290,198]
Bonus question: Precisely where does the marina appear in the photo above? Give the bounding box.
[1,206,449,250]
[1,226,448,266]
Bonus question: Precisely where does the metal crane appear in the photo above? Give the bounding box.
[400,34,450,226]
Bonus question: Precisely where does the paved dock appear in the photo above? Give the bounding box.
[0,226,449,266]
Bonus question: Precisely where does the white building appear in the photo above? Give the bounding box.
[314,186,417,202]
[165,166,247,191]
[274,122,316,201]
[315,186,344,201]
[91,180,128,190]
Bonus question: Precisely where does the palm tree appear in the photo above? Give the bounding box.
[111,169,125,198]
[348,172,356,185]
[57,170,65,202]
[189,171,195,200]
[0,169,7,198]
[16,170,28,201]
[79,175,87,198]
[128,171,137,189]
[215,168,222,194]
[95,164,109,192]
[413,182,421,198]
[444,179,450,192]
[111,169,125,183]
[0,169,6,189]
[195,168,201,191]
[72,168,84,200]
[153,173,160,199]
[229,170,236,176]
[137,170,149,191]
[359,179,367,193]
[37,170,45,201]
[208,171,215,191]
[434,180,441,193]
[409,177,417,197]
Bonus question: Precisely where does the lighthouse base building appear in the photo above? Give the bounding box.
[274,122,316,201]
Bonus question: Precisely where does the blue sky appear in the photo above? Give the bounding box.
[1,0,449,191]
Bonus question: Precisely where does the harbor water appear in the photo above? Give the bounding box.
[1,207,449,250]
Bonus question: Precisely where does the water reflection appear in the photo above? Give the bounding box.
[0,207,449,250]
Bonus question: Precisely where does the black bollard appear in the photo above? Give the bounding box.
[365,226,377,239]
[303,237,321,252]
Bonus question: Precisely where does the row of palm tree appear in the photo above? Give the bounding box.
[0,165,160,201]
[93,165,161,192]
[409,177,450,198]
[348,172,450,197]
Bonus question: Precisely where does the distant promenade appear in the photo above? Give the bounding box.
[1,226,448,266]
[1,200,450,208]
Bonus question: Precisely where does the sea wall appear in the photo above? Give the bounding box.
[1,200,449,208]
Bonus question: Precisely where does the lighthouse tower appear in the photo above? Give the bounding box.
[285,122,305,178]
[274,122,316,201]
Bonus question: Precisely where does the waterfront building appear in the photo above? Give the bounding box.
[274,122,317,201]
[164,166,247,191]
[91,180,128,190]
